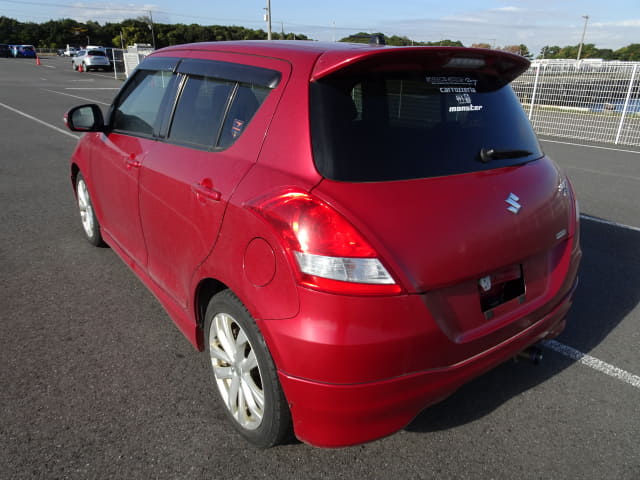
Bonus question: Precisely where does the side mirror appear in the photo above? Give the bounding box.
[64,104,105,132]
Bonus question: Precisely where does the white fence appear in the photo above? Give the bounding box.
[111,49,147,80]
[512,60,640,147]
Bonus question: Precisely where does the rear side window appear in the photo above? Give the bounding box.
[310,72,543,182]
[112,70,175,136]
[218,83,269,148]
[168,76,270,150]
[168,76,234,148]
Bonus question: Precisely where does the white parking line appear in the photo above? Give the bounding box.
[0,101,79,140]
[542,340,640,389]
[563,163,640,182]
[541,138,640,155]
[42,88,111,106]
[580,214,640,232]
[65,87,120,90]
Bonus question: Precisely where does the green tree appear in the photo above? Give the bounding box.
[539,45,560,58]
[501,44,533,59]
[614,43,640,61]
[339,32,383,43]
[427,39,464,47]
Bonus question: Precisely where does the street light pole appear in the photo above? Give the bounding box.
[577,14,589,60]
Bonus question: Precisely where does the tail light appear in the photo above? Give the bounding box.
[250,189,401,295]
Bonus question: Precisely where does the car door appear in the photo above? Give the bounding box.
[138,55,287,307]
[90,62,178,267]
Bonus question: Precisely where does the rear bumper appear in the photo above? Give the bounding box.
[258,229,581,447]
[278,280,575,447]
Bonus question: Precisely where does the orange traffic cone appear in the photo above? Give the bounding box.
[78,63,83,72]
[36,56,41,66]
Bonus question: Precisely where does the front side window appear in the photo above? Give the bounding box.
[112,69,175,136]
[310,71,543,182]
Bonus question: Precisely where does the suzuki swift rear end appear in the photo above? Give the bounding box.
[66,41,580,448]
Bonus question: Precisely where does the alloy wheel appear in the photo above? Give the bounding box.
[208,312,265,430]
[76,178,95,239]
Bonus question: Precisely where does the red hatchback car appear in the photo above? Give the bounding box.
[64,40,581,448]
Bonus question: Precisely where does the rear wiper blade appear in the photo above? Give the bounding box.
[479,148,533,163]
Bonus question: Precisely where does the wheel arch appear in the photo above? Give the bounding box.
[194,277,228,349]
[71,163,80,194]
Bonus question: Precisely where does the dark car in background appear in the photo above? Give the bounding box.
[11,45,36,58]
[0,44,11,57]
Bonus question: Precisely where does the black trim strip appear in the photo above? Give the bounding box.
[136,56,180,72]
[176,58,280,88]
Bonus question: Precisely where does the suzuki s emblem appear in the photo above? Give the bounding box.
[505,193,521,214]
[479,275,492,292]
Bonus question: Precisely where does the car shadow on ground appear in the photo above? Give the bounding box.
[406,217,640,432]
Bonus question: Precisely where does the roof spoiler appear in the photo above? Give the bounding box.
[311,47,531,85]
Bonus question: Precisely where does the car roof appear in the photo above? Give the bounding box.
[153,40,530,83]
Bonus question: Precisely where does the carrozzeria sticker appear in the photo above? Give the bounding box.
[426,76,484,112]
[439,87,476,93]
[426,76,478,93]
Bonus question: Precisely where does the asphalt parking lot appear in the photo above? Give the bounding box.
[1,55,639,479]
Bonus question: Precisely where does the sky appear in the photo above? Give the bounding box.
[2,0,639,56]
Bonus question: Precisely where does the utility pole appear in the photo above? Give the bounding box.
[148,10,156,50]
[577,14,589,60]
[264,0,272,40]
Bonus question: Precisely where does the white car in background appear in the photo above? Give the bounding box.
[63,46,77,56]
[72,48,111,72]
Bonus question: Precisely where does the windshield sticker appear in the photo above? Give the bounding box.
[449,104,483,112]
[439,86,477,93]
[455,94,472,104]
[231,118,245,138]
[426,76,478,87]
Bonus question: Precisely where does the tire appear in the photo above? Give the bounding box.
[204,290,293,447]
[75,173,104,247]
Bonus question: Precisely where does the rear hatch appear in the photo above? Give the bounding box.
[309,47,576,343]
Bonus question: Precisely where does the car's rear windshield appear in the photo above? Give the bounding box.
[88,50,106,56]
[310,71,543,182]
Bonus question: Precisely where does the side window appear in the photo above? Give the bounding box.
[168,76,271,150]
[112,69,174,136]
[218,83,270,149]
[168,76,234,148]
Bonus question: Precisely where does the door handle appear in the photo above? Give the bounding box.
[191,180,221,202]
[124,155,141,169]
